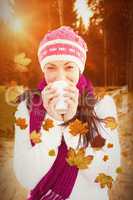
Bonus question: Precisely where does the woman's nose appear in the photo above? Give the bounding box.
[56,70,66,81]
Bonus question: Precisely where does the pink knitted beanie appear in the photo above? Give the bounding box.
[38,26,88,73]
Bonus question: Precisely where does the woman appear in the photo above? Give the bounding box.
[13,26,121,200]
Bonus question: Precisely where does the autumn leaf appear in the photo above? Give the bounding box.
[66,147,93,169]
[95,173,113,189]
[68,119,89,136]
[103,155,109,162]
[48,149,56,156]
[116,166,123,174]
[66,148,77,166]
[77,155,94,170]
[90,135,106,149]
[30,131,42,144]
[107,143,114,148]
[15,117,28,129]
[6,85,24,104]
[94,88,107,100]
[14,53,31,66]
[42,118,54,131]
[103,117,118,130]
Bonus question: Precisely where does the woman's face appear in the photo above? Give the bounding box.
[44,60,80,85]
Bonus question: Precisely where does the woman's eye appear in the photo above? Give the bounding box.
[66,66,74,70]
[47,66,55,70]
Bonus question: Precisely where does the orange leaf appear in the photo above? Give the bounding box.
[107,143,114,148]
[42,118,54,131]
[15,117,28,129]
[66,147,93,169]
[30,131,42,144]
[68,119,88,136]
[94,88,107,100]
[103,117,118,130]
[66,148,77,166]
[103,155,109,162]
[95,173,113,189]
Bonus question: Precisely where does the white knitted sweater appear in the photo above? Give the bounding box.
[13,95,121,200]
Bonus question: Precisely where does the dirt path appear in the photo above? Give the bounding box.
[0,137,28,200]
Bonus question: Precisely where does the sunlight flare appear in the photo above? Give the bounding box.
[73,0,94,32]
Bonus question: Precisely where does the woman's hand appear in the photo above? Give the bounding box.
[41,83,64,121]
[41,82,79,122]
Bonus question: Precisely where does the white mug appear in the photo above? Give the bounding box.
[52,80,68,114]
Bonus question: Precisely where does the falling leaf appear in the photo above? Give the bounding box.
[42,118,54,131]
[68,119,89,136]
[66,147,76,166]
[103,155,109,162]
[90,135,106,149]
[103,117,118,130]
[116,166,123,174]
[15,117,28,129]
[30,131,42,144]
[95,173,113,189]
[66,147,93,169]
[14,53,31,66]
[48,149,56,156]
[6,86,24,104]
[107,143,114,148]
[94,88,107,100]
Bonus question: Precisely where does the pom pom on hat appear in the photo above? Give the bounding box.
[38,26,88,73]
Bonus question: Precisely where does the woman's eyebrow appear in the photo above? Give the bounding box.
[64,62,74,65]
[46,63,57,67]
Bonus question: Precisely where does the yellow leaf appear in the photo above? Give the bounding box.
[21,58,31,66]
[103,117,118,130]
[116,166,123,174]
[69,119,89,136]
[66,147,93,169]
[42,118,54,131]
[14,53,31,66]
[95,173,113,189]
[48,149,56,156]
[66,148,76,166]
[77,155,93,169]
[30,131,42,144]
